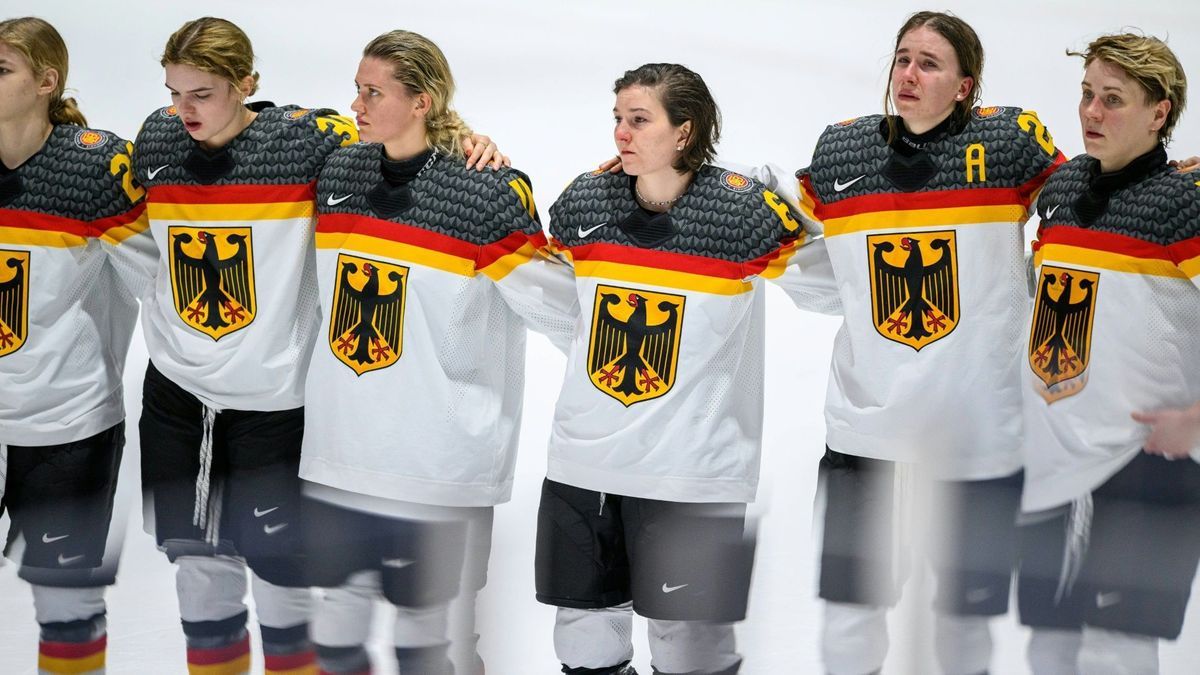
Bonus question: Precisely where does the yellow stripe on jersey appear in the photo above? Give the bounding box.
[574,260,754,295]
[479,241,538,281]
[0,226,88,248]
[99,211,151,245]
[757,238,803,280]
[508,178,537,219]
[38,652,105,674]
[148,201,314,221]
[1035,244,1187,278]
[316,232,475,277]
[1177,255,1200,279]
[823,205,1027,237]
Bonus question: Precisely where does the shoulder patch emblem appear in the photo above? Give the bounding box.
[835,117,860,127]
[287,108,313,121]
[329,253,408,375]
[867,231,959,350]
[588,284,684,407]
[974,106,1003,119]
[0,250,30,358]
[585,168,607,178]
[160,106,178,118]
[73,129,109,150]
[1029,265,1099,402]
[720,170,754,193]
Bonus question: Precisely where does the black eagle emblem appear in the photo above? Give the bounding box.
[588,286,684,406]
[330,255,407,375]
[1030,267,1097,393]
[870,232,959,350]
[0,253,28,356]
[171,228,254,339]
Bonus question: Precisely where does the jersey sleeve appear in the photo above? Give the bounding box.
[1170,180,1200,291]
[753,171,841,314]
[1012,109,1068,216]
[477,171,579,353]
[95,139,157,299]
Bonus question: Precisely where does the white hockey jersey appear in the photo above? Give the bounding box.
[133,104,356,411]
[300,145,576,507]
[797,107,1065,480]
[545,165,833,503]
[1021,150,1200,511]
[0,125,155,445]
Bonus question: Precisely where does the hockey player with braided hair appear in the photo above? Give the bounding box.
[133,16,508,674]
[0,16,156,674]
[535,62,836,675]
[1016,32,1200,674]
[299,29,576,675]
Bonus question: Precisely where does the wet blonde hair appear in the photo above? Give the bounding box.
[0,17,86,126]
[161,17,259,97]
[1070,33,1187,144]
[363,30,470,158]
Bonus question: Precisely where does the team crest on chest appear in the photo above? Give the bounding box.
[867,231,959,350]
[1029,265,1098,402]
[587,284,684,406]
[329,253,408,375]
[169,226,256,340]
[0,250,29,357]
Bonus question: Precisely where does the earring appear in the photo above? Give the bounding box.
[676,145,684,151]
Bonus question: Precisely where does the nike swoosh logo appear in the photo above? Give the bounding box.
[327,193,354,206]
[1096,591,1121,608]
[147,165,170,180]
[661,583,688,594]
[58,554,85,565]
[382,558,415,569]
[42,533,70,544]
[577,223,607,238]
[263,523,289,535]
[833,175,867,192]
[1046,204,1061,219]
[253,507,279,518]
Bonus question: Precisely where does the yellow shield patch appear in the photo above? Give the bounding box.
[0,250,30,358]
[329,253,408,376]
[1029,265,1099,402]
[169,226,256,340]
[587,284,684,407]
[867,231,959,350]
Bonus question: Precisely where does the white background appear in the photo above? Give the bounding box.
[2,1,1199,672]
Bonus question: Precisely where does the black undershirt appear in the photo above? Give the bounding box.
[1075,144,1167,224]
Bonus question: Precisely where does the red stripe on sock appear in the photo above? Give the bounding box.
[39,635,107,659]
[187,635,251,665]
[264,648,316,671]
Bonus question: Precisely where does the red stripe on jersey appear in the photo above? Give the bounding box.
[477,231,533,268]
[743,236,802,276]
[0,207,94,238]
[187,636,251,665]
[568,242,747,279]
[263,649,316,671]
[149,183,316,204]
[39,635,107,659]
[90,202,147,235]
[1038,225,1175,261]
[816,186,1031,220]
[317,212,478,260]
[1167,235,1200,265]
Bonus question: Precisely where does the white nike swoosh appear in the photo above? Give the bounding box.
[382,558,415,569]
[833,175,867,192]
[327,193,354,206]
[253,507,279,518]
[263,523,289,535]
[57,554,85,565]
[42,533,70,544]
[147,165,170,180]
[577,223,607,238]
[1096,592,1121,608]
[661,583,688,594]
[1046,204,1061,219]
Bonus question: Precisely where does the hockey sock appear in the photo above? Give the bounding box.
[394,643,452,675]
[38,613,107,674]
[262,622,317,674]
[562,660,638,675]
[183,611,250,674]
[315,644,370,675]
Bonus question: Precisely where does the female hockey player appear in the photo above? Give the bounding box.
[0,16,155,674]
[133,17,506,674]
[793,11,1067,675]
[535,63,836,675]
[297,28,577,675]
[1016,33,1200,675]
